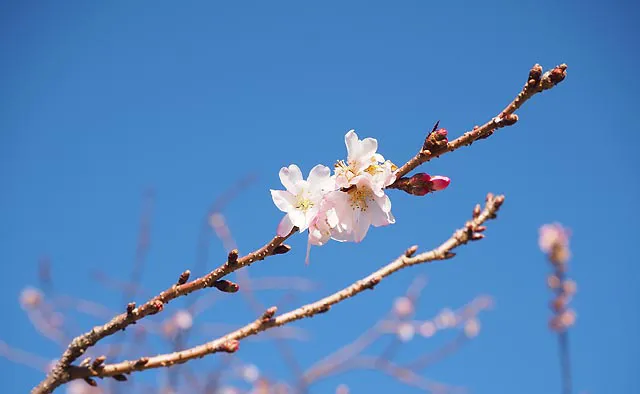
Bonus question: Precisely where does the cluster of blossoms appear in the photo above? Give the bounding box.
[271,130,450,262]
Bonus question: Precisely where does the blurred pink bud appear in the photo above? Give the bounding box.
[464,318,481,338]
[538,223,570,254]
[563,279,577,295]
[396,322,415,342]
[419,321,437,337]
[242,364,260,383]
[393,296,414,318]
[174,310,193,330]
[19,287,43,310]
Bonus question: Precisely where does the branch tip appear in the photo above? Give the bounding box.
[364,276,382,290]
[472,204,481,218]
[220,340,240,353]
[126,302,136,315]
[177,270,191,285]
[404,245,419,257]
[212,279,240,293]
[112,374,128,382]
[91,356,106,370]
[317,305,331,314]
[227,249,239,264]
[261,306,278,322]
[83,378,97,387]
[133,357,149,368]
[272,244,292,255]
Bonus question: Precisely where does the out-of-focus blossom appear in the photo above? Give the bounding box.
[393,296,414,318]
[464,318,480,338]
[174,310,193,330]
[20,287,43,310]
[396,322,415,342]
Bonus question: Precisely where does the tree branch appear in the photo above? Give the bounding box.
[32,231,295,394]
[391,63,567,181]
[66,193,504,385]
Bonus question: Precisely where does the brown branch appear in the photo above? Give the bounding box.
[32,229,296,394]
[391,63,567,182]
[65,193,504,385]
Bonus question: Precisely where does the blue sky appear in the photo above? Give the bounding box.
[1,1,638,393]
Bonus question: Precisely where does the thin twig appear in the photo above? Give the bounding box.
[391,64,567,182]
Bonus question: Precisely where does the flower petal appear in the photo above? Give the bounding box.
[430,176,451,191]
[279,164,303,193]
[308,164,335,194]
[345,130,358,159]
[374,194,392,213]
[288,209,308,232]
[276,214,295,236]
[357,137,378,162]
[352,211,372,243]
[270,190,295,212]
[370,202,395,227]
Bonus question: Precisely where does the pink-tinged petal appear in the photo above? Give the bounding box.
[305,239,313,265]
[352,211,372,243]
[270,190,295,212]
[279,164,303,193]
[330,225,355,242]
[277,214,295,237]
[308,164,334,194]
[430,176,451,191]
[369,204,389,227]
[345,130,359,159]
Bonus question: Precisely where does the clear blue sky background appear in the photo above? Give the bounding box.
[1,1,638,393]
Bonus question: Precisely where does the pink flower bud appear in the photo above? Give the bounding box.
[401,173,451,196]
[429,175,451,191]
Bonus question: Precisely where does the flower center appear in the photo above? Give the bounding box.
[348,186,373,212]
[295,195,314,212]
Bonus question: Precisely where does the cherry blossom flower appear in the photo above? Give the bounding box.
[334,130,395,190]
[271,164,334,236]
[329,176,395,243]
[305,199,342,264]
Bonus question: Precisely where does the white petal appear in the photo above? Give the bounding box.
[308,164,335,194]
[344,130,358,159]
[279,164,303,193]
[288,209,308,232]
[374,194,392,213]
[325,207,340,228]
[270,190,295,213]
[357,137,378,161]
[277,214,295,236]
